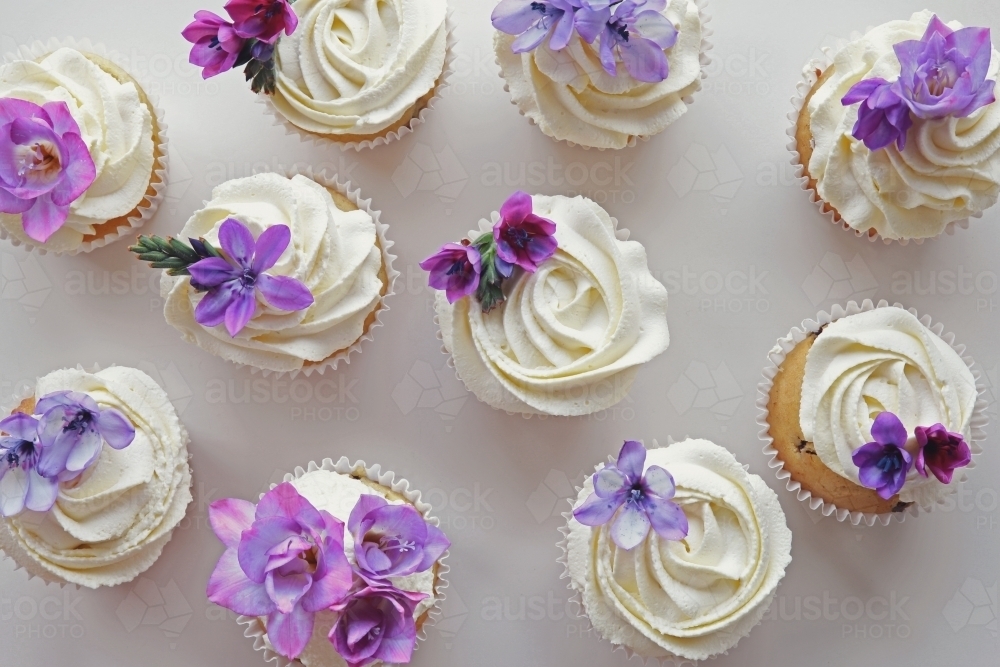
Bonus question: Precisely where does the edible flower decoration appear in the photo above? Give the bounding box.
[182,0,299,93]
[130,218,314,337]
[420,191,557,312]
[915,423,972,484]
[573,440,688,550]
[492,0,678,83]
[329,585,428,667]
[0,99,96,244]
[842,15,996,151]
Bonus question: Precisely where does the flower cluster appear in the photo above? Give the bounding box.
[420,191,557,313]
[492,0,679,83]
[0,99,96,244]
[851,412,972,499]
[207,483,449,665]
[182,0,298,94]
[0,391,135,517]
[842,15,996,151]
[573,440,688,550]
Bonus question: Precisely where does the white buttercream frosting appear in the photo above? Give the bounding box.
[495,0,703,149]
[567,439,792,661]
[0,47,156,253]
[800,307,979,506]
[435,194,669,416]
[806,10,1000,240]
[0,366,192,588]
[271,0,448,136]
[162,173,384,374]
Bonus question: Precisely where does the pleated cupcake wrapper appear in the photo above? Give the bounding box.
[259,12,456,151]
[237,457,451,667]
[496,0,713,151]
[786,35,978,245]
[0,37,169,256]
[432,210,629,417]
[756,299,990,526]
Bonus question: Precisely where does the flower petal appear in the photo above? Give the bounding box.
[573,490,624,526]
[642,465,675,499]
[207,548,276,615]
[194,282,240,328]
[49,132,95,207]
[610,502,651,550]
[24,469,59,513]
[620,37,669,83]
[593,466,626,497]
[633,10,678,50]
[0,466,28,516]
[416,523,451,572]
[188,257,240,288]
[218,218,255,267]
[347,494,388,535]
[65,427,102,472]
[266,605,314,661]
[96,408,135,449]
[225,287,257,337]
[0,413,39,440]
[615,440,646,482]
[491,0,541,35]
[512,20,554,53]
[209,498,257,549]
[641,495,688,541]
[255,274,314,312]
[300,547,352,612]
[499,190,533,224]
[252,224,291,273]
[266,568,313,614]
[238,517,301,583]
[20,194,69,244]
[870,411,907,448]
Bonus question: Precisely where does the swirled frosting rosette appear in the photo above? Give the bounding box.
[562,439,792,662]
[426,192,669,416]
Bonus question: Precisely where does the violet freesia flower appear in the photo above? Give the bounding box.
[329,585,427,667]
[187,218,314,337]
[585,0,678,82]
[419,242,482,303]
[35,391,135,479]
[0,413,58,517]
[0,99,96,243]
[225,0,299,44]
[493,191,557,274]
[842,77,914,151]
[492,0,582,53]
[182,11,247,79]
[206,483,353,660]
[573,440,688,550]
[348,495,450,583]
[914,423,971,484]
[851,412,913,500]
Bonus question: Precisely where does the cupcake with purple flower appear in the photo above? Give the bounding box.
[207,457,449,667]
[492,0,709,149]
[792,11,1000,241]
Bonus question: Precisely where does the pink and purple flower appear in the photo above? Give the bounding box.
[915,423,972,484]
[329,585,427,667]
[419,242,482,304]
[492,0,583,53]
[841,78,914,151]
[493,190,557,274]
[35,391,135,479]
[225,0,298,44]
[584,0,679,82]
[182,11,247,79]
[0,412,58,517]
[851,412,913,499]
[348,494,450,583]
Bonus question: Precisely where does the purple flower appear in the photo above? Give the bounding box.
[573,440,688,550]
[893,15,996,120]
[842,77,914,151]
[419,242,482,304]
[0,413,58,517]
[584,0,678,82]
[348,495,450,583]
[329,585,427,667]
[914,423,971,484]
[0,99,96,243]
[206,483,354,660]
[35,391,135,479]
[188,218,314,338]
[492,0,583,53]
[182,11,247,79]
[225,0,299,44]
[851,412,913,500]
[493,191,557,274]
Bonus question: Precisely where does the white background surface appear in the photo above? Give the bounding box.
[1,1,998,665]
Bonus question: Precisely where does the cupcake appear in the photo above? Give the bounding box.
[134,171,394,375]
[762,301,984,522]
[0,366,192,588]
[207,458,450,667]
[791,11,1000,242]
[182,0,450,148]
[563,439,792,662]
[492,0,708,149]
[0,42,166,254]
[423,191,669,416]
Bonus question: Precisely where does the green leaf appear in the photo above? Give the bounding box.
[131,234,213,276]
[168,238,199,263]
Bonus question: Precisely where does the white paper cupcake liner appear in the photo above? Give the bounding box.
[496,0,713,151]
[0,37,169,256]
[756,299,989,526]
[237,457,451,667]
[786,33,978,245]
[260,12,456,151]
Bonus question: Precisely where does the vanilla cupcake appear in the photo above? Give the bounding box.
[425,192,669,416]
[0,366,192,588]
[792,11,1000,241]
[564,439,792,662]
[493,0,707,149]
[140,172,393,375]
[0,44,165,254]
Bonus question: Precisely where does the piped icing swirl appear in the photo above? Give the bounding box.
[800,306,979,506]
[0,47,156,253]
[435,194,669,416]
[271,0,448,136]
[567,439,792,661]
[494,0,703,149]
[0,366,191,588]
[162,173,385,374]
[806,11,1000,240]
